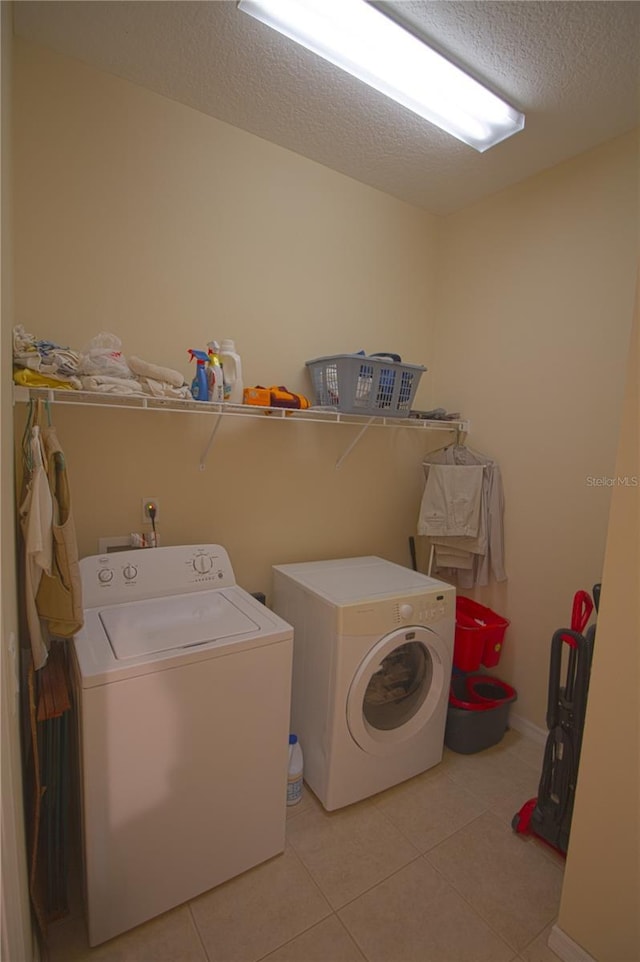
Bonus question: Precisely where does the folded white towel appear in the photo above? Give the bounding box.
[418,464,484,538]
[81,375,146,395]
[128,355,185,388]
[139,377,192,400]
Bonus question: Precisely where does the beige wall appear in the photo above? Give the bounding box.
[556,272,639,961]
[12,39,440,595]
[11,39,638,724]
[7,30,640,962]
[434,132,639,727]
[1,5,34,961]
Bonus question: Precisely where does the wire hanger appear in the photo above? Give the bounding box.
[455,425,467,446]
[424,424,467,458]
[21,400,36,474]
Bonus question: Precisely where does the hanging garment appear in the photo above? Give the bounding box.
[35,425,84,638]
[19,425,53,669]
[432,545,474,569]
[417,464,484,538]
[419,444,507,588]
[429,469,488,560]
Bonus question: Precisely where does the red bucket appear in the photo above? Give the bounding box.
[454,597,510,672]
[449,674,517,711]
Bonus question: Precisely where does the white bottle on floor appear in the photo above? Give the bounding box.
[287,734,303,806]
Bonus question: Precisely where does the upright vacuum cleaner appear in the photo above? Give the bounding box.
[512,585,600,855]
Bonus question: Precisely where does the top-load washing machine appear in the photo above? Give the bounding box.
[71,544,293,946]
[272,556,455,811]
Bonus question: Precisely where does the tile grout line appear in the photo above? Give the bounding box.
[286,796,427,914]
[256,840,336,958]
[438,767,503,813]
[333,851,425,914]
[371,780,492,859]
[423,853,520,957]
[333,913,371,962]
[332,857,434,962]
[423,814,564,959]
[283,839,334,912]
[369,788,432,850]
[520,917,563,957]
[187,901,214,962]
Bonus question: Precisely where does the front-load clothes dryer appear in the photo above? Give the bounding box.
[272,556,454,811]
[71,545,293,946]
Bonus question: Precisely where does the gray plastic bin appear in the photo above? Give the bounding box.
[445,674,517,754]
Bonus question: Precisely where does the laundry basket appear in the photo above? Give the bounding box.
[305,354,426,417]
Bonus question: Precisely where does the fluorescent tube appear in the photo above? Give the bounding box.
[237,0,524,151]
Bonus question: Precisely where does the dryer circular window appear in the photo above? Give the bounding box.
[347,626,448,756]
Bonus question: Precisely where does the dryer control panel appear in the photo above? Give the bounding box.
[80,545,237,607]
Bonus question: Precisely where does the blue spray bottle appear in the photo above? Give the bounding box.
[188,350,209,401]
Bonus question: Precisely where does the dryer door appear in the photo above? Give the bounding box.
[346,626,449,756]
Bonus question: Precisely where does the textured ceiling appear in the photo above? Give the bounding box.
[12,0,640,214]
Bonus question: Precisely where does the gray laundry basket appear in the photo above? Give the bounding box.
[305,354,426,417]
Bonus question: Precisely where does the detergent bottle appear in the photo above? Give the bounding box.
[206,341,224,403]
[287,734,304,806]
[219,339,244,404]
[188,350,209,401]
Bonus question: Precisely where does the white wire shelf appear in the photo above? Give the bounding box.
[13,385,468,430]
[13,385,469,469]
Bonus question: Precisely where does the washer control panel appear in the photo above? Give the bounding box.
[394,596,450,626]
[338,588,455,636]
[80,545,236,607]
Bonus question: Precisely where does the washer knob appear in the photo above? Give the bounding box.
[123,564,138,581]
[193,554,213,574]
[97,568,113,584]
[399,603,414,620]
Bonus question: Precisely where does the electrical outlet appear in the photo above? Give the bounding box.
[141,498,160,524]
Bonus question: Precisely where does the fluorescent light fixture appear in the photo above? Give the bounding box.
[238,0,524,151]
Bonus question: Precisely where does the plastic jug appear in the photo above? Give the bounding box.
[219,339,243,404]
[287,733,303,806]
[206,341,224,403]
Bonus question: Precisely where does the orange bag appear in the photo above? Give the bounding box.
[243,386,310,409]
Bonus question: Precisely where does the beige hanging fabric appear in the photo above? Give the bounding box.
[19,401,84,670]
[19,422,53,669]
[417,464,484,538]
[419,443,507,589]
[35,424,84,638]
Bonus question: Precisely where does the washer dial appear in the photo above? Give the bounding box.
[193,554,213,575]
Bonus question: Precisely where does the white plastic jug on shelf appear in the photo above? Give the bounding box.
[287,734,303,806]
[219,339,243,404]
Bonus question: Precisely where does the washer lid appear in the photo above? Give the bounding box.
[99,591,261,659]
[74,585,293,687]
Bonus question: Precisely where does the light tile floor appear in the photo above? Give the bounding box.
[46,730,566,962]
